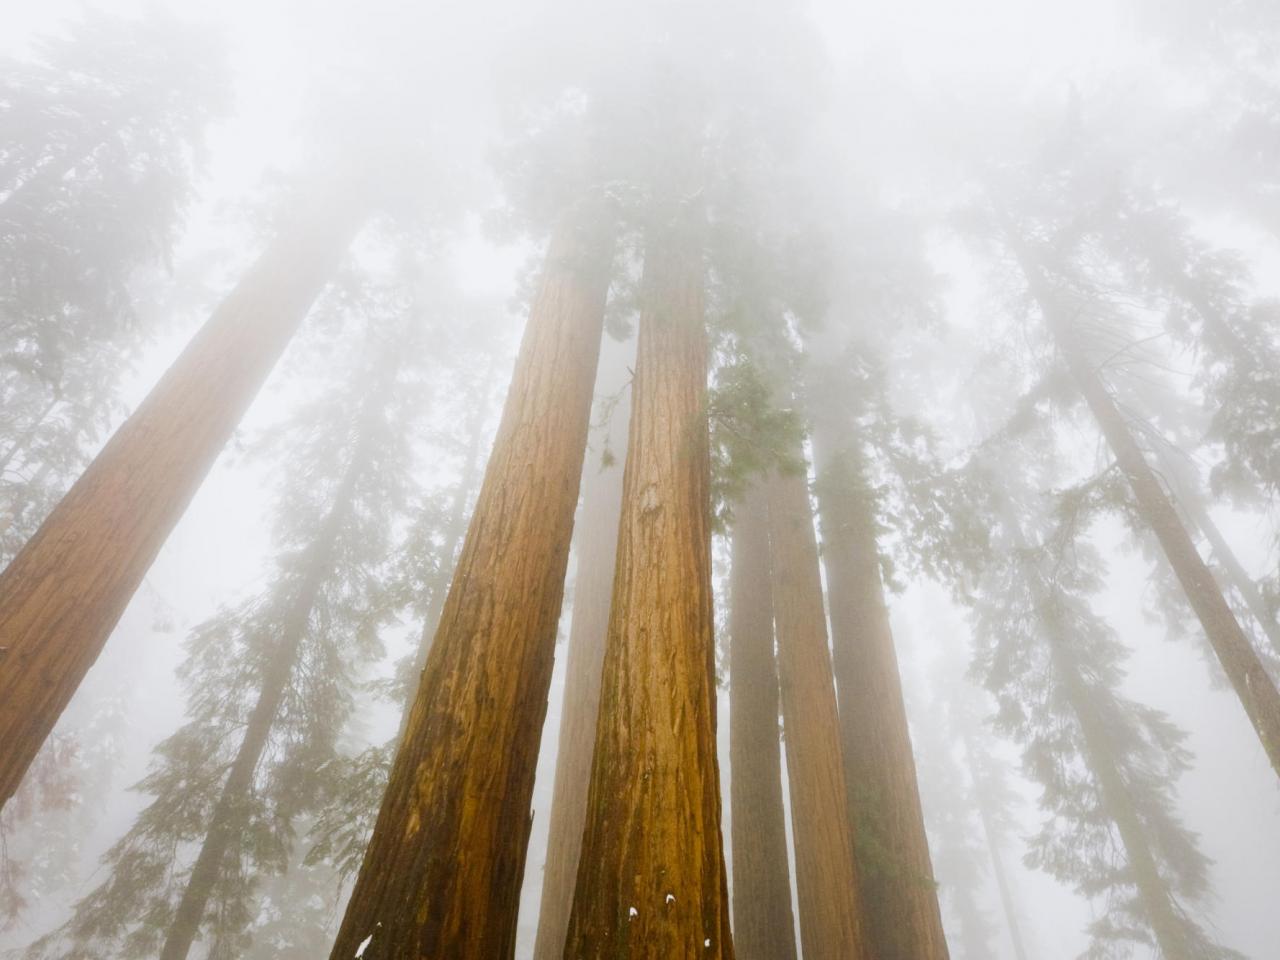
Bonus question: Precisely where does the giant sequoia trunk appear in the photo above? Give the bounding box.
[727,484,797,960]
[765,466,871,960]
[1022,255,1280,778]
[563,227,734,959]
[532,342,630,960]
[810,423,951,960]
[327,211,612,960]
[0,190,365,809]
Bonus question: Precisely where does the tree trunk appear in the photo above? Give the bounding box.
[1051,641,1197,960]
[810,423,951,960]
[1178,485,1280,658]
[727,483,797,960]
[327,210,613,960]
[563,227,733,960]
[0,190,365,809]
[158,352,390,960]
[1025,263,1280,778]
[961,733,1029,960]
[532,341,630,960]
[764,465,870,960]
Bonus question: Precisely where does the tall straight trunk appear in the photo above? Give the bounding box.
[328,210,612,960]
[563,226,733,959]
[1176,482,1280,657]
[1002,500,1198,960]
[810,422,951,960]
[1019,251,1280,777]
[1051,641,1197,960]
[159,344,393,960]
[727,483,797,960]
[765,466,870,960]
[532,342,630,960]
[0,189,365,809]
[961,733,1029,960]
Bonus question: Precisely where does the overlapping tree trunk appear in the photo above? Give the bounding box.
[810,423,951,960]
[327,210,612,960]
[765,464,870,960]
[0,189,366,809]
[532,341,630,960]
[563,225,734,959]
[727,483,797,960]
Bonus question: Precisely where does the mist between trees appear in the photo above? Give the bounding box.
[1,0,1279,958]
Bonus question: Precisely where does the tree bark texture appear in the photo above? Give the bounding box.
[765,465,871,960]
[327,211,613,960]
[0,192,365,809]
[727,483,797,960]
[810,423,951,960]
[563,230,734,960]
[533,341,631,960]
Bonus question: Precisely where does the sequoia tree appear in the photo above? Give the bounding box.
[726,483,797,960]
[533,338,631,960]
[765,461,871,959]
[808,415,951,959]
[564,218,734,959]
[328,207,613,960]
[0,176,369,809]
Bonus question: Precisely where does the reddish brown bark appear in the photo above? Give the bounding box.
[0,191,365,809]
[1017,248,1280,778]
[533,343,630,960]
[563,229,733,959]
[766,465,871,960]
[327,211,613,960]
[810,422,950,960]
[727,483,797,960]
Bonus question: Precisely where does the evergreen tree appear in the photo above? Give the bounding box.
[23,270,431,960]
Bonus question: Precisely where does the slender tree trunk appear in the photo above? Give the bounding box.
[328,210,613,960]
[563,225,734,959]
[1051,642,1197,960]
[727,483,798,960]
[961,733,1029,960]
[0,190,365,809]
[764,465,870,960]
[159,347,392,960]
[1178,486,1280,657]
[810,422,951,960]
[532,341,630,960]
[1023,259,1280,777]
[1001,498,1198,960]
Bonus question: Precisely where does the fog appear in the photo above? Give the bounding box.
[1,1,1278,958]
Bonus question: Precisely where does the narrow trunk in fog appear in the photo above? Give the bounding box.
[532,348,630,960]
[1031,277,1280,778]
[961,733,1029,960]
[327,210,612,960]
[765,465,870,960]
[810,423,951,960]
[0,190,365,809]
[727,483,798,960]
[563,226,734,959]
[1178,486,1280,658]
[159,434,370,960]
[1051,641,1198,960]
